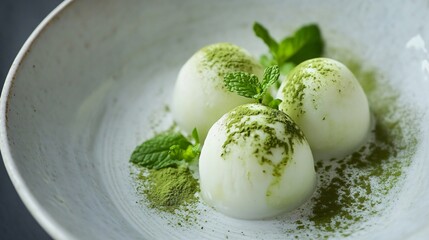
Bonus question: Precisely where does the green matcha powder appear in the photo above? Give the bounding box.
[138,167,199,214]
[132,56,419,238]
[286,57,420,239]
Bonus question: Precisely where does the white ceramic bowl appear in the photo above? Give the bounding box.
[1,0,429,239]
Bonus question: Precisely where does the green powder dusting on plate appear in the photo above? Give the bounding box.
[139,166,199,213]
[133,165,201,227]
[285,56,420,238]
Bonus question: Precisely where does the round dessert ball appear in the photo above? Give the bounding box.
[171,43,263,141]
[199,104,316,220]
[277,58,371,159]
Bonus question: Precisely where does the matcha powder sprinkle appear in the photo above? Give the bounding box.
[139,167,199,213]
[281,56,421,239]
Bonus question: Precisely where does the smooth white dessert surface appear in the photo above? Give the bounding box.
[199,104,316,219]
[172,43,263,141]
[277,58,371,159]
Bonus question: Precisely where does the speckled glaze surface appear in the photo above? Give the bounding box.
[1,0,429,239]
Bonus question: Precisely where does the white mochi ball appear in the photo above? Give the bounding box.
[199,104,316,219]
[277,58,371,159]
[171,43,263,141]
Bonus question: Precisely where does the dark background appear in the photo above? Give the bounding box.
[0,0,62,239]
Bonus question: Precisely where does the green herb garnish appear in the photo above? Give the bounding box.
[224,65,282,108]
[130,128,201,170]
[253,22,324,74]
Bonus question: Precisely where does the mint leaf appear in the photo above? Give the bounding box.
[268,98,282,109]
[169,128,201,163]
[168,145,186,161]
[253,22,278,56]
[130,130,200,169]
[261,65,280,91]
[192,128,200,145]
[278,24,323,65]
[254,23,324,72]
[280,62,296,76]
[261,88,282,110]
[259,54,277,68]
[224,65,281,106]
[169,144,199,162]
[224,72,261,99]
[181,145,199,162]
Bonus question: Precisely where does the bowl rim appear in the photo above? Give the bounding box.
[1,1,429,239]
[0,1,75,239]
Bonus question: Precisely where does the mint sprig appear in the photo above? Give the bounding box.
[224,65,282,108]
[130,128,201,170]
[224,72,260,99]
[253,22,324,74]
[253,23,279,58]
